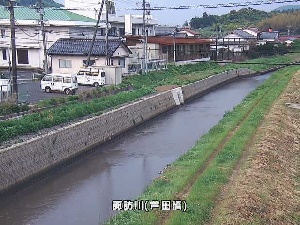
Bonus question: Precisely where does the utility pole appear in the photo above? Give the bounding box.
[105,0,109,66]
[38,0,47,74]
[8,0,18,101]
[86,0,105,67]
[287,25,291,36]
[142,0,146,74]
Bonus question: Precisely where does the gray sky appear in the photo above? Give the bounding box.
[55,0,300,26]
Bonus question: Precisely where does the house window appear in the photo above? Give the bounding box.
[111,59,114,65]
[118,58,125,68]
[1,29,5,38]
[100,28,105,36]
[17,49,29,64]
[132,28,136,35]
[83,60,95,66]
[162,46,167,53]
[59,59,72,68]
[119,28,125,36]
[2,49,7,60]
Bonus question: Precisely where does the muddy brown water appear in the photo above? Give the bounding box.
[0,74,271,225]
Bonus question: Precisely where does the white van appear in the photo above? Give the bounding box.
[41,74,78,95]
[76,68,105,87]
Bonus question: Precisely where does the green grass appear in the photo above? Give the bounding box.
[0,88,154,143]
[165,66,298,225]
[0,53,297,144]
[37,53,296,109]
[105,66,298,225]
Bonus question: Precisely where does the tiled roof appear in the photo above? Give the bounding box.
[180,28,200,35]
[47,38,131,56]
[233,29,256,39]
[0,6,96,22]
[259,32,279,40]
[126,36,212,45]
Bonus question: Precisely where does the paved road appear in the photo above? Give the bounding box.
[1,70,97,104]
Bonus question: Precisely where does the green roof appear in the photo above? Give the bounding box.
[0,6,96,23]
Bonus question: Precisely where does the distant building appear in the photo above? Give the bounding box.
[257,31,279,44]
[178,28,201,37]
[125,36,211,71]
[65,0,158,37]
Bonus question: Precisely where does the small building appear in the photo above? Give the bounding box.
[47,38,132,75]
[178,28,201,37]
[125,35,212,65]
[257,31,279,45]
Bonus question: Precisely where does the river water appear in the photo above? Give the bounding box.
[0,73,271,225]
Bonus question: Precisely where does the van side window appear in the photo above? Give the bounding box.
[53,76,63,82]
[92,72,98,76]
[101,72,105,77]
[63,77,71,83]
[77,71,85,75]
[42,76,52,81]
[86,72,92,76]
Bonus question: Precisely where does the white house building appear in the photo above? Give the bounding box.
[65,0,158,37]
[0,6,105,70]
[47,38,132,75]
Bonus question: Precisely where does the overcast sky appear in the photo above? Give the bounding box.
[55,0,300,26]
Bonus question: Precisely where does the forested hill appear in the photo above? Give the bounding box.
[0,0,62,7]
[190,8,269,31]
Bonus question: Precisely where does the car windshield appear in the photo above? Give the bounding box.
[42,76,52,81]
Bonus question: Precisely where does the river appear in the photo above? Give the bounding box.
[0,73,271,225]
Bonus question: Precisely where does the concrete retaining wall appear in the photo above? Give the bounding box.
[0,91,177,194]
[0,68,257,195]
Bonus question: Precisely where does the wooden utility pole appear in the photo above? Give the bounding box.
[86,0,105,67]
[38,0,47,74]
[105,0,109,65]
[8,0,18,100]
[142,0,146,74]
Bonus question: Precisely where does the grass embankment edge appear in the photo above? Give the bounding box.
[164,67,299,224]
[105,67,298,224]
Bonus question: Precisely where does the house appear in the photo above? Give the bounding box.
[218,29,257,52]
[257,31,279,44]
[154,25,177,36]
[65,0,158,37]
[125,36,212,72]
[47,38,132,75]
[178,28,201,37]
[214,29,258,60]
[0,6,102,70]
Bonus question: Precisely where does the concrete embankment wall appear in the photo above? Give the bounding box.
[0,68,257,195]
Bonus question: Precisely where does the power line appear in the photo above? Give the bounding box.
[49,0,300,11]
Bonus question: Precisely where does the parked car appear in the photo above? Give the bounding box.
[41,74,78,95]
[76,67,106,87]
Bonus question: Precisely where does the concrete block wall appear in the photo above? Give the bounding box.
[0,68,257,194]
[0,91,177,194]
[182,69,239,101]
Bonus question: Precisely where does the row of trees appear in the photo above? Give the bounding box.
[190,8,269,31]
[189,7,300,35]
[258,11,300,34]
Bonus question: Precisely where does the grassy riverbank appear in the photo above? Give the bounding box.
[105,66,299,224]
